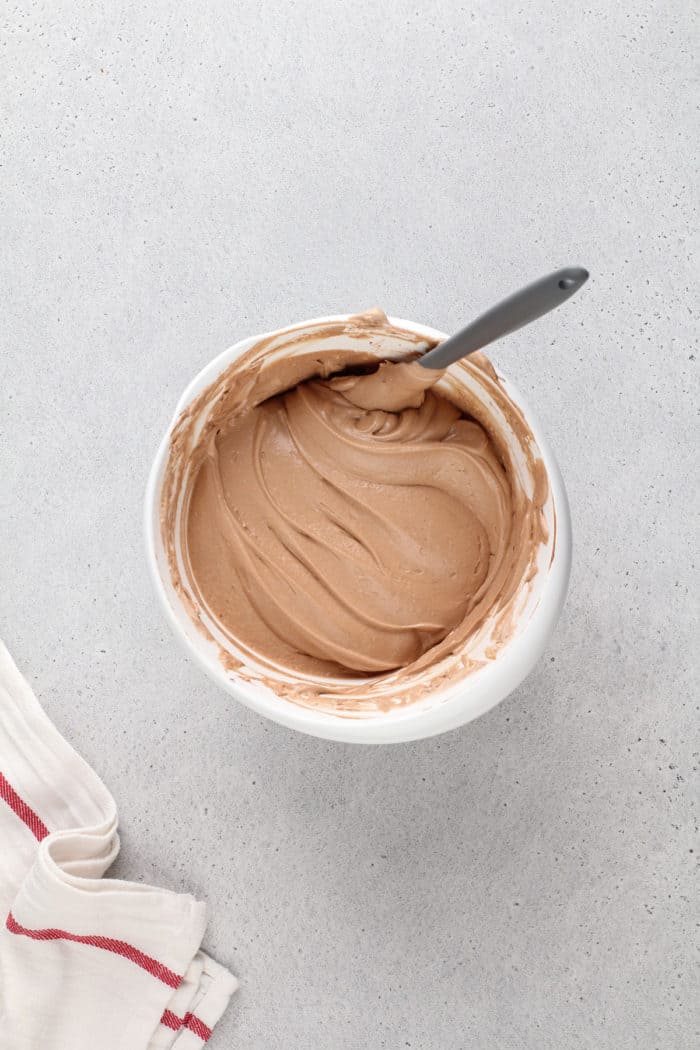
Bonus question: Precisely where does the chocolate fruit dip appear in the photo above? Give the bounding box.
[161,310,550,714]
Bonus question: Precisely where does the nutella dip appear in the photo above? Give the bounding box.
[161,310,550,714]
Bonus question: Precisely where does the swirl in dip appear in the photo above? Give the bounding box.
[161,310,549,714]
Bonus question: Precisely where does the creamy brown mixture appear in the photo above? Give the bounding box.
[161,310,549,714]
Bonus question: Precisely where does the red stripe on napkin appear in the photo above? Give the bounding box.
[0,772,49,841]
[6,912,182,989]
[160,1007,212,1041]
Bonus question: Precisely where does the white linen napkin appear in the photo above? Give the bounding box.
[0,641,237,1048]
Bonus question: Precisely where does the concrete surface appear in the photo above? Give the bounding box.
[1,2,697,1047]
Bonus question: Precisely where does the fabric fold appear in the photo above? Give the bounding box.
[0,641,237,1049]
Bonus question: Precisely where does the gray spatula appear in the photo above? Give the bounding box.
[419,266,589,370]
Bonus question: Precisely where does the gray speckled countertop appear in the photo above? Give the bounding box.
[1,2,697,1047]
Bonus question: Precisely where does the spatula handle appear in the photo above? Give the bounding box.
[419,266,589,369]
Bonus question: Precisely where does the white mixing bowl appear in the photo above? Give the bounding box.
[144,315,571,744]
